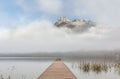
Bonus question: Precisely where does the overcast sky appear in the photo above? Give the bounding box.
[0,0,120,53]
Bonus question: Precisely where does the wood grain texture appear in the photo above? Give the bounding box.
[37,61,77,79]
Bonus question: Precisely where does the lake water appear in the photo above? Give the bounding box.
[0,58,120,79]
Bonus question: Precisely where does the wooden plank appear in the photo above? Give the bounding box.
[37,61,77,79]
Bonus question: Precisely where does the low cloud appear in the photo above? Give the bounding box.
[0,20,119,53]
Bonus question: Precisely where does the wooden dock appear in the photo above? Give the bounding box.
[37,60,77,79]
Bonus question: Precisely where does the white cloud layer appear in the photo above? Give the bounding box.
[0,20,120,53]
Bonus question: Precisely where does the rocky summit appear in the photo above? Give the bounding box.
[55,17,96,32]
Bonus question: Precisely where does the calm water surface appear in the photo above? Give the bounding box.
[0,58,120,79]
[65,59,120,79]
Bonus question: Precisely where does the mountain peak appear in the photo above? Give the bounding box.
[55,17,96,32]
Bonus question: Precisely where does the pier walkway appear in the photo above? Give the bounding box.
[37,60,77,79]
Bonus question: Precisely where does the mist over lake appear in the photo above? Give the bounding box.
[0,57,120,79]
[0,0,120,79]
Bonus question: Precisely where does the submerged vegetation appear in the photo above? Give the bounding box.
[81,63,108,73]
[72,61,120,74]
[0,74,27,79]
[114,63,120,75]
[82,63,90,72]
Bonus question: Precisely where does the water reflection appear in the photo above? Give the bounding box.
[0,60,52,79]
[0,59,120,79]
